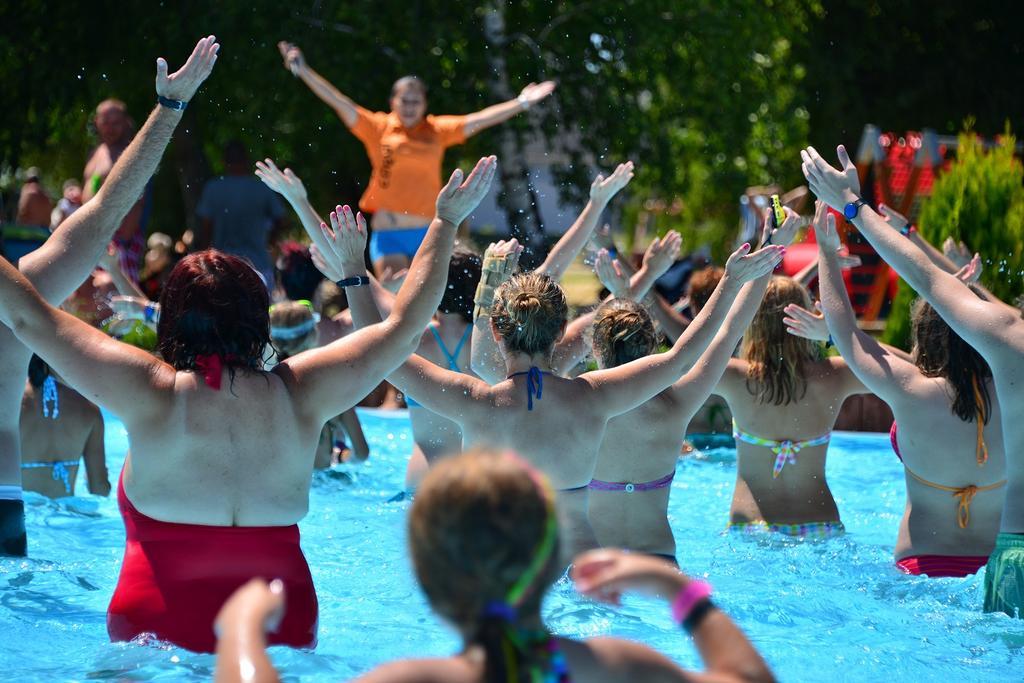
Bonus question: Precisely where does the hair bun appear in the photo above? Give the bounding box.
[509,292,542,322]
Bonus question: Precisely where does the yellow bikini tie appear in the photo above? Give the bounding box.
[972,374,988,466]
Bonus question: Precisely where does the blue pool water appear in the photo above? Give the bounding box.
[2,409,1022,682]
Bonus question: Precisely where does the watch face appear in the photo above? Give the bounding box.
[843,202,858,220]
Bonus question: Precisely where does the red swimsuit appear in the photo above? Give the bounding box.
[107,474,318,653]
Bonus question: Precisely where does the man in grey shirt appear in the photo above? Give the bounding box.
[196,140,286,289]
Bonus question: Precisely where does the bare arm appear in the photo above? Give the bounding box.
[574,550,775,683]
[339,408,370,461]
[463,81,556,138]
[20,37,218,304]
[281,159,497,425]
[581,244,784,419]
[99,247,148,299]
[214,581,283,683]
[83,408,111,497]
[813,202,922,402]
[802,144,1023,362]
[535,162,634,280]
[671,275,770,413]
[278,42,358,127]
[0,254,175,424]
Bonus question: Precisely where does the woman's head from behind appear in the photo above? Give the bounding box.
[269,300,319,361]
[440,247,482,323]
[276,241,323,302]
[592,299,657,369]
[157,251,270,373]
[410,449,560,648]
[742,276,820,405]
[911,295,992,422]
[491,273,568,358]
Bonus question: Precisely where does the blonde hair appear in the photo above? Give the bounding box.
[592,299,657,368]
[741,276,821,405]
[491,273,567,357]
[269,301,317,360]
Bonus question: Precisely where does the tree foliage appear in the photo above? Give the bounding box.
[883,131,1024,348]
[0,0,1020,269]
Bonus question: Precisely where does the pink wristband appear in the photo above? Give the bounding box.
[671,580,713,625]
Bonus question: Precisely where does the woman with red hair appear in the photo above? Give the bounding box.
[0,156,497,652]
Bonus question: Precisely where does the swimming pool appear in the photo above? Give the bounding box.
[2,410,1021,681]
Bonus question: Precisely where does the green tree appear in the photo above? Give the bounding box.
[883,130,1024,348]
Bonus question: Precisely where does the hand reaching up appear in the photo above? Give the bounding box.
[642,231,682,279]
[436,156,498,226]
[812,200,842,252]
[278,41,305,75]
[517,81,557,107]
[594,249,631,299]
[156,35,219,102]
[955,252,983,284]
[762,205,802,247]
[255,159,308,204]
[783,302,829,342]
[590,161,635,206]
[800,145,861,212]
[316,205,368,279]
[878,203,912,235]
[943,236,974,269]
[724,242,785,284]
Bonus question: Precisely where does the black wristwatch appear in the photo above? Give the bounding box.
[336,275,370,288]
[157,95,187,111]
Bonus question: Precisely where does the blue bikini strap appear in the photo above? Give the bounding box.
[428,325,470,372]
[508,367,545,411]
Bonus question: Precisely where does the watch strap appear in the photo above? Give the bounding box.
[336,275,370,288]
[157,95,187,111]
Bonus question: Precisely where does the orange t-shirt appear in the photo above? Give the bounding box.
[349,107,467,218]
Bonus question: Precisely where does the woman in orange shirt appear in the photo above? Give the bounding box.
[278,41,555,276]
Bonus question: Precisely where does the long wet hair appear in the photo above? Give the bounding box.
[911,295,992,423]
[742,276,821,405]
[410,449,562,683]
[157,251,271,379]
[440,247,482,323]
[592,299,658,368]
[491,274,568,357]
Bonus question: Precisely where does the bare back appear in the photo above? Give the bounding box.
[458,375,613,558]
[589,392,688,555]
[889,376,1005,557]
[123,369,321,526]
[716,357,860,525]
[20,380,104,497]
[408,319,473,461]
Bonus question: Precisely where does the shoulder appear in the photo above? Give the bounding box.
[575,637,689,682]
[355,656,478,683]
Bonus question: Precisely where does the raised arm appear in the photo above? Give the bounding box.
[802,144,1024,363]
[98,245,148,299]
[573,550,776,683]
[279,158,497,425]
[470,239,524,384]
[317,206,491,421]
[0,253,175,423]
[811,201,922,402]
[21,36,218,304]
[535,162,634,280]
[278,41,358,127]
[580,242,785,418]
[462,81,556,137]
